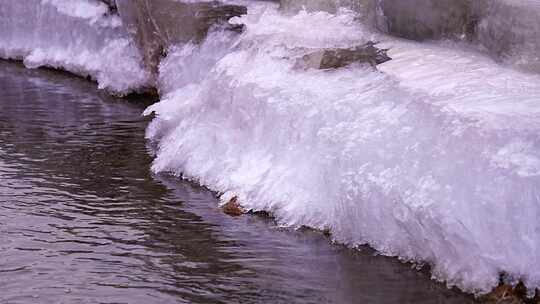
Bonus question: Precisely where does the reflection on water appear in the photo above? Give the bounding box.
[0,61,475,304]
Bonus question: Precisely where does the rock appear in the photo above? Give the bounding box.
[479,282,540,304]
[100,0,116,12]
[475,0,540,73]
[296,42,391,70]
[480,284,524,304]
[115,0,247,77]
[375,0,477,41]
[222,196,244,216]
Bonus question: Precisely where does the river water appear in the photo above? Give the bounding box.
[0,61,475,304]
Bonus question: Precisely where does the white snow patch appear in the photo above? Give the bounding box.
[491,141,540,177]
[41,0,112,24]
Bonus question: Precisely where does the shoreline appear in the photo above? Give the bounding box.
[1,0,539,298]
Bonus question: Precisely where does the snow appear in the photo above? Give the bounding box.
[41,0,111,23]
[0,0,150,95]
[144,4,540,295]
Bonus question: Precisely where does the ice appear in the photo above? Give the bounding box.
[145,4,540,294]
[476,0,540,73]
[0,0,151,95]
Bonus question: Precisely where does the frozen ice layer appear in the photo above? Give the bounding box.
[0,0,151,95]
[476,0,540,73]
[145,6,540,294]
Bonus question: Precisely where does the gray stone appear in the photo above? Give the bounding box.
[375,0,476,41]
[296,42,391,70]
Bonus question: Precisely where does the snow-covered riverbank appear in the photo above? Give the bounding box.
[145,3,540,295]
[1,0,539,297]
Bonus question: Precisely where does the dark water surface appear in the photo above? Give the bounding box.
[0,61,475,304]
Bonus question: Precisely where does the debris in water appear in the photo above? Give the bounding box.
[222,196,244,217]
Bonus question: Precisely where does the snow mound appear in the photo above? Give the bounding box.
[145,5,540,294]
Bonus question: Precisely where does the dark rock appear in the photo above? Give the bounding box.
[222,196,244,217]
[297,42,391,70]
[101,0,117,12]
[249,209,272,217]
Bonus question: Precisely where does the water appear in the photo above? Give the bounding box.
[0,61,475,304]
